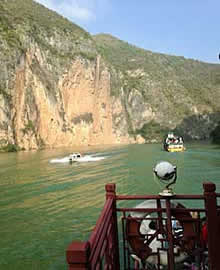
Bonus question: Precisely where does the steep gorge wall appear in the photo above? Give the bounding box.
[1,44,133,150]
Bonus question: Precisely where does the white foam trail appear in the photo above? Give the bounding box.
[77,155,106,162]
[49,154,106,164]
[50,157,70,164]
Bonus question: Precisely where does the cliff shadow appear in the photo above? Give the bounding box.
[172,111,220,142]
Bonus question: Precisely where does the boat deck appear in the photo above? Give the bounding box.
[66,182,220,269]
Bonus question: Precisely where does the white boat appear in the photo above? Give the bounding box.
[163,132,185,152]
[69,153,82,162]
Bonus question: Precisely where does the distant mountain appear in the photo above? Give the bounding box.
[0,0,220,151]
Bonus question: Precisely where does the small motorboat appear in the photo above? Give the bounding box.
[69,153,82,163]
[163,132,185,152]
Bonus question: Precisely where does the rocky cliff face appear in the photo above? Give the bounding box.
[0,0,136,150]
[1,45,133,150]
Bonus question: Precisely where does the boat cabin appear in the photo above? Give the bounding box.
[69,153,81,162]
[164,132,185,152]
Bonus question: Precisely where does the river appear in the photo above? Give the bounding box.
[0,142,220,269]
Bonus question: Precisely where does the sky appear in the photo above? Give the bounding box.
[34,0,220,64]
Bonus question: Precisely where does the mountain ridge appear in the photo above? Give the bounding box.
[0,0,220,151]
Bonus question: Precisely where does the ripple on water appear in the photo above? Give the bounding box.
[1,143,220,269]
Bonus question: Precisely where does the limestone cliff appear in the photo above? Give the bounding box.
[2,45,132,150]
[0,0,133,150]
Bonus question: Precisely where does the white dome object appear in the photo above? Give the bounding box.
[154,161,176,181]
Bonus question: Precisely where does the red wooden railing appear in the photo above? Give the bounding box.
[66,183,120,270]
[66,182,220,269]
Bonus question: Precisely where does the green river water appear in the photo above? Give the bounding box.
[0,142,220,269]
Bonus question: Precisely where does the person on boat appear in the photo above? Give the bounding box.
[201,222,208,248]
[183,216,208,270]
[179,137,183,144]
[166,137,171,144]
[174,136,179,144]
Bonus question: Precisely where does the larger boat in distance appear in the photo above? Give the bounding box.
[163,132,185,152]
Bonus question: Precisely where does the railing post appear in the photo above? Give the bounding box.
[165,199,175,270]
[203,182,220,270]
[105,183,120,270]
[66,241,90,270]
[105,183,116,200]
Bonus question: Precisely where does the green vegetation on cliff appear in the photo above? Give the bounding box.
[0,0,90,43]
[94,34,220,107]
[136,120,168,142]
[0,0,97,69]
[94,34,220,140]
[0,0,98,105]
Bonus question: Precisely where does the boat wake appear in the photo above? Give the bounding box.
[49,154,106,164]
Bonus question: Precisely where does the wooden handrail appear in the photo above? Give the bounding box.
[66,184,120,270]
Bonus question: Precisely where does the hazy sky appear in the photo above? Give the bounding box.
[34,0,220,64]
